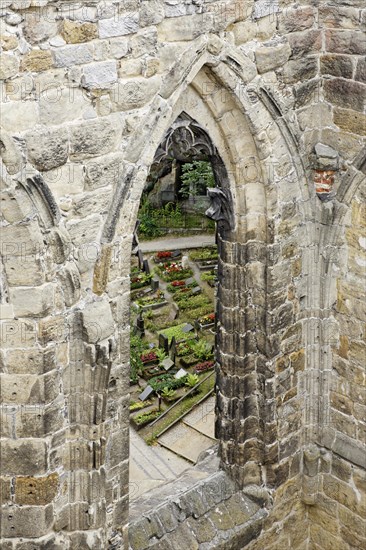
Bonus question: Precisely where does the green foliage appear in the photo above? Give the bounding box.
[134,409,162,425]
[190,339,213,361]
[130,400,151,411]
[189,247,218,261]
[138,198,163,238]
[179,161,215,199]
[185,373,199,388]
[201,270,216,283]
[161,387,177,399]
[155,348,168,362]
[158,323,192,343]
[176,294,211,311]
[149,373,187,392]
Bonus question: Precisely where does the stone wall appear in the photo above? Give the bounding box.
[0,1,365,548]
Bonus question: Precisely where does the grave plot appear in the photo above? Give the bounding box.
[129,246,217,441]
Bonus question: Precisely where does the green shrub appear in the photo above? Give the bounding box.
[189,248,218,261]
[185,373,199,388]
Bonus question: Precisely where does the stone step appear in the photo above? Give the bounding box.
[158,422,215,463]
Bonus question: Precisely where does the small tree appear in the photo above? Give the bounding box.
[179,161,215,199]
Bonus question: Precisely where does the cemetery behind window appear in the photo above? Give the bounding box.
[129,159,219,498]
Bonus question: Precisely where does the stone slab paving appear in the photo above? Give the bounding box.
[183,395,216,439]
[158,422,215,463]
[129,428,190,501]
[140,233,215,253]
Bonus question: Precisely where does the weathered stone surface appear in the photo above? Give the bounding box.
[0,53,19,79]
[355,57,366,83]
[99,13,139,39]
[288,30,322,59]
[15,474,58,505]
[81,61,118,89]
[255,40,291,74]
[85,152,123,190]
[53,44,93,67]
[320,54,353,79]
[0,504,53,537]
[326,30,366,56]
[81,298,115,343]
[110,77,160,110]
[9,284,54,318]
[334,108,366,136]
[140,0,165,27]
[324,78,365,112]
[23,11,58,44]
[60,19,98,43]
[26,126,69,171]
[39,87,90,125]
[21,50,53,72]
[277,6,315,33]
[69,118,118,159]
[1,439,47,476]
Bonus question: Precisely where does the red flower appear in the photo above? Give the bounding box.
[172,280,185,287]
[141,352,157,362]
[194,360,215,372]
[157,251,172,259]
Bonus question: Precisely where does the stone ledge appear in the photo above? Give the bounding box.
[129,451,266,549]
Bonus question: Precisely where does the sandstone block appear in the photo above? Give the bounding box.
[324,78,365,112]
[0,320,37,348]
[0,100,39,132]
[42,163,84,198]
[39,87,90,125]
[109,37,129,59]
[0,439,47,476]
[57,262,81,307]
[320,54,353,79]
[61,19,98,43]
[69,118,118,159]
[277,6,315,33]
[15,473,58,505]
[319,5,361,29]
[334,107,366,136]
[0,53,19,79]
[255,40,291,74]
[9,283,54,318]
[1,34,18,50]
[23,10,58,44]
[355,57,366,82]
[26,126,69,171]
[98,13,139,39]
[66,214,101,247]
[0,131,24,174]
[1,222,43,257]
[53,44,93,67]
[140,0,164,26]
[110,77,160,110]
[282,57,318,84]
[157,14,214,41]
[326,29,366,56]
[0,504,53,537]
[81,298,115,343]
[0,477,11,505]
[81,61,118,89]
[6,348,55,375]
[288,30,322,59]
[85,152,123,190]
[21,50,53,72]
[0,373,43,405]
[3,256,44,286]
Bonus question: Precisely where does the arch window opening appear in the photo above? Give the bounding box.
[128,113,234,503]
